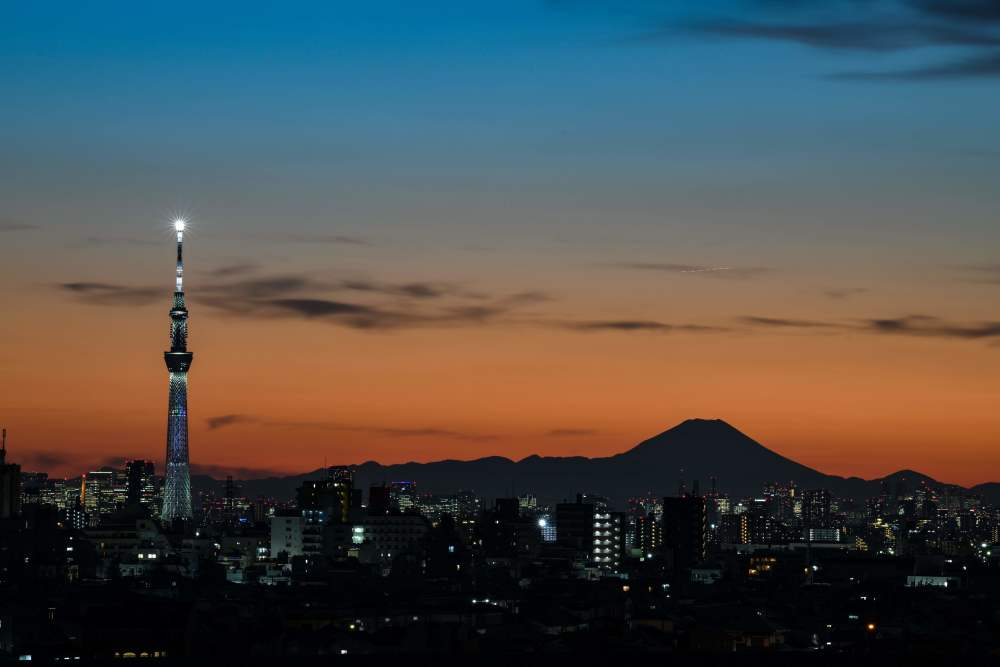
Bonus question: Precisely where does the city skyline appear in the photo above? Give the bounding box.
[3,1,1000,485]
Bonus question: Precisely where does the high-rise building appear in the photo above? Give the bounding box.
[744,498,775,544]
[718,512,745,545]
[111,466,129,509]
[802,489,832,533]
[635,511,661,557]
[556,494,595,555]
[418,495,460,523]
[662,496,707,570]
[82,469,116,519]
[455,490,482,518]
[19,472,47,507]
[162,219,194,522]
[64,501,89,530]
[125,460,156,509]
[478,498,540,557]
[368,484,391,516]
[390,481,417,513]
[270,510,304,558]
[37,477,81,511]
[593,510,625,571]
[0,429,22,519]
[298,468,354,524]
[537,514,557,542]
[362,514,429,565]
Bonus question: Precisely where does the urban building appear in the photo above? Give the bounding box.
[368,484,391,516]
[390,481,417,513]
[297,471,354,525]
[593,509,626,571]
[81,469,116,520]
[0,429,21,519]
[125,460,156,509]
[477,498,541,557]
[362,513,429,564]
[662,496,707,570]
[634,511,662,557]
[802,489,832,531]
[556,494,595,555]
[270,510,304,558]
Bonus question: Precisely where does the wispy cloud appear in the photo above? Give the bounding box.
[255,232,371,246]
[17,450,122,474]
[79,236,159,247]
[207,414,260,430]
[692,19,1000,52]
[545,428,600,437]
[190,463,293,479]
[824,287,869,300]
[0,222,38,232]
[566,320,680,333]
[205,414,498,441]
[953,263,1000,285]
[740,315,839,329]
[57,266,726,336]
[19,450,77,470]
[193,271,552,331]
[660,0,1000,81]
[833,50,1000,80]
[864,315,1000,339]
[204,262,261,278]
[743,313,1000,341]
[60,282,161,306]
[340,279,453,300]
[612,262,772,280]
[910,0,1000,22]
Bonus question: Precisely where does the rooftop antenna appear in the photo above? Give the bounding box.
[0,428,5,465]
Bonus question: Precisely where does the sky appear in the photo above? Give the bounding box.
[2,0,1000,486]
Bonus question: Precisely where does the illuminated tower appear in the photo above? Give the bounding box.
[161,219,193,521]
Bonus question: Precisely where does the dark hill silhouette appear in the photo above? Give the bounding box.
[971,482,1000,506]
[192,418,989,504]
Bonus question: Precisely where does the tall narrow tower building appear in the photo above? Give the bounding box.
[161,220,193,521]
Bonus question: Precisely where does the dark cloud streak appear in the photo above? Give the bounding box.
[60,282,161,306]
[0,222,38,232]
[692,19,1000,52]
[668,0,1000,80]
[825,287,869,300]
[206,414,498,441]
[206,414,260,430]
[910,0,1000,21]
[833,50,1000,80]
[744,313,1000,341]
[612,262,772,280]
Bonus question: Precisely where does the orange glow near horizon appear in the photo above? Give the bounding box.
[5,252,1000,488]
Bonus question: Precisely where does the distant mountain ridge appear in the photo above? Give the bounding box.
[192,419,994,505]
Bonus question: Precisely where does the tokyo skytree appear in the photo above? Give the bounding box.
[161,219,193,521]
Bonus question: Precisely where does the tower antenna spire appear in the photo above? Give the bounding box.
[174,218,185,293]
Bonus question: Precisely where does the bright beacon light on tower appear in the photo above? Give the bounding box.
[174,219,186,233]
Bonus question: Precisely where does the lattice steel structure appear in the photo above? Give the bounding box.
[162,220,193,521]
